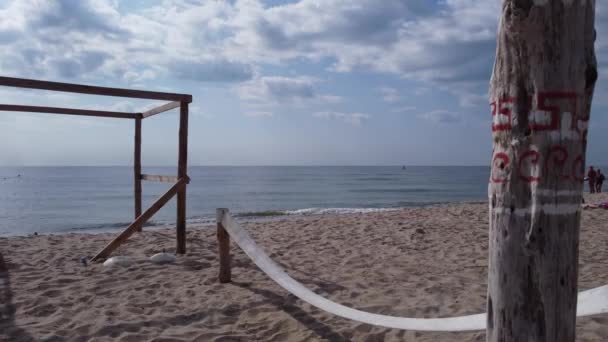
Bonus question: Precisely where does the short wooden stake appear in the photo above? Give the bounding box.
[217,208,231,283]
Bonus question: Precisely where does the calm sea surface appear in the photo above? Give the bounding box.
[0,166,490,236]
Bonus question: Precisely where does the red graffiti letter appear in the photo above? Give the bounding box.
[544,145,570,180]
[491,152,510,183]
[531,92,577,131]
[492,98,513,132]
[518,150,541,182]
[572,155,585,182]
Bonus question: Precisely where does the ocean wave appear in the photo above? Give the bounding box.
[284,207,401,215]
[349,188,434,193]
[234,210,287,218]
[354,177,399,181]
[59,220,161,233]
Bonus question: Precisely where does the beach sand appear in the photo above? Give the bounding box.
[2,195,608,341]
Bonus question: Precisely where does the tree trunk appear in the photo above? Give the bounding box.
[487,1,597,341]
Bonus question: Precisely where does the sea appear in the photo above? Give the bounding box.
[0,166,490,236]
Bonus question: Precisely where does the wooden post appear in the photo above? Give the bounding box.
[91,178,188,261]
[176,102,189,254]
[134,117,142,232]
[487,1,597,341]
[217,208,231,283]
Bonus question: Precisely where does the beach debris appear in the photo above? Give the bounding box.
[415,228,425,235]
[103,256,133,268]
[150,252,176,265]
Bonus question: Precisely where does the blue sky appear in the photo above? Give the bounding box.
[0,0,606,166]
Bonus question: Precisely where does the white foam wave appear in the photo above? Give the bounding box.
[284,207,400,215]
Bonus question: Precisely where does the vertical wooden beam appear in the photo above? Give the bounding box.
[217,208,231,283]
[176,102,189,254]
[134,117,142,232]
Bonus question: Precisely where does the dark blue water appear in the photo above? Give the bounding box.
[0,166,490,236]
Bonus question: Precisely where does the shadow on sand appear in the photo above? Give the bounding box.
[0,251,353,341]
[0,252,36,342]
[231,281,353,342]
[74,280,352,342]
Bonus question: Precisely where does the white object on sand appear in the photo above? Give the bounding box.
[103,256,133,268]
[220,212,608,332]
[150,252,176,264]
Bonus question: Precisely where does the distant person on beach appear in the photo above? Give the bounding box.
[596,169,605,193]
[588,166,597,193]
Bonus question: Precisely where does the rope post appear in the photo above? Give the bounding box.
[216,208,231,283]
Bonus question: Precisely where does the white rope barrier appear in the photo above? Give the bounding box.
[221,213,608,331]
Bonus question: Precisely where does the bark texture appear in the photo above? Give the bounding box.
[487,1,596,341]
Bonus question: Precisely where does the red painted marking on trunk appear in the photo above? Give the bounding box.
[532,92,564,131]
[491,98,514,132]
[544,145,570,180]
[491,91,582,134]
[572,155,585,182]
[518,150,541,182]
[491,152,510,183]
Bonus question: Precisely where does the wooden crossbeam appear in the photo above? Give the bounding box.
[91,177,189,262]
[0,76,192,102]
[141,101,180,118]
[0,104,137,119]
[141,174,180,183]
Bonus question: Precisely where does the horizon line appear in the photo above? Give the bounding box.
[0,164,494,167]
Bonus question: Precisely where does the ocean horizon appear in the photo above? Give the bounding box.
[0,165,528,236]
[0,165,495,236]
[0,165,601,236]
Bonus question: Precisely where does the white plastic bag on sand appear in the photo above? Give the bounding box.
[150,252,176,264]
[103,256,133,268]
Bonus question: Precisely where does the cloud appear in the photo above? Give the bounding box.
[0,0,126,79]
[168,59,254,83]
[419,110,461,124]
[50,51,111,78]
[238,76,337,104]
[236,0,500,90]
[392,106,417,113]
[245,111,273,117]
[29,0,126,38]
[0,0,605,106]
[379,87,402,103]
[314,111,370,125]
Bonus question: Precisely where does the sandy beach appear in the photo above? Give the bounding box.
[2,195,608,341]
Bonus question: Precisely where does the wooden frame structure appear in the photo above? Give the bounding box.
[0,76,192,261]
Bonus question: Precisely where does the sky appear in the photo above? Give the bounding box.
[0,0,606,166]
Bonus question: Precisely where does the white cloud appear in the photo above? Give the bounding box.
[245,111,273,117]
[235,0,500,92]
[392,106,417,113]
[237,76,338,104]
[379,87,402,103]
[168,58,254,83]
[419,110,461,124]
[314,111,370,125]
[0,0,605,108]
